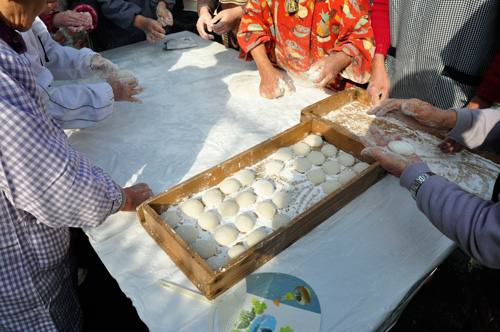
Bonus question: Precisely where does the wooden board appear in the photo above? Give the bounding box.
[137,118,386,300]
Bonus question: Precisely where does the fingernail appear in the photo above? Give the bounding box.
[361,148,373,157]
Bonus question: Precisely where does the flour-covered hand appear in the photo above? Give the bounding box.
[90,54,120,81]
[308,52,351,88]
[122,183,154,211]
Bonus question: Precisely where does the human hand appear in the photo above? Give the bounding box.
[90,54,120,81]
[366,53,390,105]
[368,98,457,133]
[108,76,146,103]
[133,15,166,42]
[259,67,295,99]
[121,183,154,211]
[210,6,243,35]
[361,126,422,177]
[466,95,493,109]
[196,9,213,39]
[308,51,351,88]
[52,10,93,30]
[156,1,174,26]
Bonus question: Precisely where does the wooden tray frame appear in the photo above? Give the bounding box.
[137,118,386,300]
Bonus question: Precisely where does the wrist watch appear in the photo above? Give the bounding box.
[409,172,436,200]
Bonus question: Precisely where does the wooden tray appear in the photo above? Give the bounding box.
[137,118,386,300]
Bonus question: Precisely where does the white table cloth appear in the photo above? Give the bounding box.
[67,31,454,331]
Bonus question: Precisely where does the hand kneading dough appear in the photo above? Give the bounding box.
[219,178,242,194]
[388,141,415,156]
[181,199,204,218]
[253,179,275,198]
[293,158,312,173]
[307,151,326,165]
[206,256,228,270]
[338,169,357,185]
[272,191,291,209]
[160,211,180,228]
[271,214,292,230]
[214,226,238,246]
[307,169,326,185]
[235,213,255,232]
[228,245,246,260]
[353,162,370,174]
[247,229,267,247]
[235,191,256,208]
[292,142,311,156]
[217,200,239,217]
[274,147,293,161]
[234,169,255,186]
[175,225,198,244]
[304,134,323,147]
[264,160,285,176]
[322,180,342,194]
[201,189,223,207]
[337,152,355,166]
[321,144,337,157]
[198,211,220,230]
[256,201,277,219]
[322,160,341,175]
[191,239,216,259]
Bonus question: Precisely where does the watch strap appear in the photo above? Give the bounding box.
[410,172,436,200]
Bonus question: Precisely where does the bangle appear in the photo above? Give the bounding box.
[409,172,435,200]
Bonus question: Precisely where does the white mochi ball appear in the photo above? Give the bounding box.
[217,200,239,217]
[272,191,292,209]
[307,169,326,185]
[264,160,285,176]
[353,162,370,174]
[388,141,415,156]
[338,169,357,185]
[322,160,341,175]
[322,180,342,195]
[198,211,220,231]
[292,142,311,156]
[337,152,355,167]
[213,226,238,246]
[175,225,198,244]
[228,245,246,260]
[293,158,312,173]
[304,134,323,147]
[253,179,275,198]
[181,199,204,218]
[191,239,216,259]
[235,191,256,208]
[321,144,338,157]
[201,189,223,207]
[235,213,255,233]
[256,201,277,220]
[307,151,326,165]
[206,256,227,270]
[274,147,293,161]
[247,230,268,247]
[219,178,242,195]
[271,214,292,230]
[160,211,180,228]
[234,169,255,186]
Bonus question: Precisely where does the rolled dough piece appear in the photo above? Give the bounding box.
[272,191,291,209]
[175,225,198,245]
[217,200,239,217]
[235,213,255,233]
[322,160,341,175]
[191,239,216,259]
[264,160,285,176]
[253,179,275,198]
[181,199,204,218]
[160,210,180,228]
[307,151,326,165]
[228,75,261,99]
[304,134,323,147]
[198,211,220,231]
[271,214,292,230]
[235,191,256,208]
[201,189,223,207]
[255,201,277,219]
[247,229,267,247]
[214,226,238,246]
[117,69,135,79]
[206,256,227,270]
[388,141,415,156]
[307,169,326,185]
[338,169,357,185]
[228,245,246,260]
[338,152,355,167]
[353,162,370,174]
[293,157,312,173]
[322,180,342,195]
[274,147,293,161]
[321,144,338,157]
[234,169,255,186]
[219,178,242,195]
[292,142,311,156]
